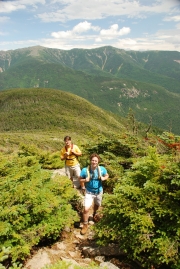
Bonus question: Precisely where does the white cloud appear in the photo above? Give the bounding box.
[36,0,180,23]
[51,31,72,39]
[100,25,131,38]
[0,39,39,48]
[164,15,180,22]
[0,2,25,13]
[95,37,102,43]
[114,36,179,51]
[0,16,10,23]
[155,29,180,48]
[51,21,100,39]
[72,21,100,33]
[0,0,180,52]
[0,32,7,36]
[0,0,45,13]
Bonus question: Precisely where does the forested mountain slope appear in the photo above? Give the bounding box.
[0,46,180,134]
[0,88,126,136]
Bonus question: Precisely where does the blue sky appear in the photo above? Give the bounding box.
[0,0,180,52]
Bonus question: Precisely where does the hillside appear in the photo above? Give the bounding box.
[0,88,126,135]
[1,90,180,269]
[0,46,180,134]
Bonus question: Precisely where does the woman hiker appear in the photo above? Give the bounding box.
[79,153,109,235]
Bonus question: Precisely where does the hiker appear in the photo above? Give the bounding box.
[60,136,82,188]
[79,153,109,235]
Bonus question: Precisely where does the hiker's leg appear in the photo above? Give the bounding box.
[69,167,74,182]
[93,192,103,222]
[73,164,81,189]
[81,193,93,235]
[65,165,73,185]
[83,193,93,222]
[93,203,99,215]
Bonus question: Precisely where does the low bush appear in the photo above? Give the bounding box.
[0,152,79,263]
[94,147,180,268]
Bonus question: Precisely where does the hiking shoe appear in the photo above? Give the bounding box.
[93,214,100,223]
[80,223,88,235]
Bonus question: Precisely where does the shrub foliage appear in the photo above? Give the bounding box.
[94,145,180,268]
[0,131,180,269]
[0,150,79,263]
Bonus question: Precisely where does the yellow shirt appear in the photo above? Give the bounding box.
[60,144,81,166]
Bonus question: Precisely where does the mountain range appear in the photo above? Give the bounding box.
[0,46,180,134]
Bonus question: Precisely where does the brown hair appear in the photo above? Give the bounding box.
[64,136,71,141]
[90,153,101,162]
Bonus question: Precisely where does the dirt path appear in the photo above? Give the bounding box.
[23,169,135,269]
[24,169,95,268]
[52,167,81,189]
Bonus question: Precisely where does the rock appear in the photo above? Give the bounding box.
[54,242,66,250]
[95,256,106,263]
[24,249,51,269]
[61,257,79,269]
[100,261,119,269]
[82,243,125,257]
[68,251,77,258]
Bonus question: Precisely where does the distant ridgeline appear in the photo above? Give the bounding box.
[0,46,180,134]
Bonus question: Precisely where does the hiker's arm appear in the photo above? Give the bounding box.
[60,150,69,160]
[71,145,82,157]
[79,176,87,182]
[101,173,109,181]
[71,149,82,157]
[72,151,82,157]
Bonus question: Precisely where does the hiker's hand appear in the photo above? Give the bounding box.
[81,187,86,196]
[101,175,109,181]
[71,150,77,156]
[64,152,69,157]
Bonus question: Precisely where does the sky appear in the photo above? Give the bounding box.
[0,0,180,52]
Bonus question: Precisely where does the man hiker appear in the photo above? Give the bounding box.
[79,153,109,235]
[60,136,82,188]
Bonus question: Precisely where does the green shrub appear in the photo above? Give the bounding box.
[18,144,63,169]
[42,260,102,269]
[0,152,79,262]
[93,147,180,268]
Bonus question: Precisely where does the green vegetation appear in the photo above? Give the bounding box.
[0,88,126,136]
[0,147,79,263]
[0,46,180,134]
[0,87,180,269]
[94,146,180,268]
[42,261,102,269]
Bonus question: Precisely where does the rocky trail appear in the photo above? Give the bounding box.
[23,169,139,269]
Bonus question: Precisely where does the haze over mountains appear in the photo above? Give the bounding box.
[0,46,180,134]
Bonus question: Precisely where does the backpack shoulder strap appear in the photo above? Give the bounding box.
[86,165,90,181]
[86,165,101,181]
[97,166,102,179]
